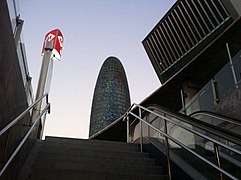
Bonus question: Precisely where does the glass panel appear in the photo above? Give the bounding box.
[168,139,220,179]
[6,0,20,32]
[198,83,214,110]
[166,118,195,148]
[7,0,16,31]
[17,43,27,86]
[185,82,214,115]
[131,119,140,142]
[232,50,241,84]
[215,65,235,99]
[185,49,241,115]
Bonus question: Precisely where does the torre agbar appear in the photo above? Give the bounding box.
[89,56,131,137]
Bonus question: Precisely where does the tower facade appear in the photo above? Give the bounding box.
[89,56,131,137]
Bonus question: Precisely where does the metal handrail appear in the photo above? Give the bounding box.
[124,103,241,180]
[127,103,241,146]
[129,113,238,180]
[0,93,48,137]
[129,110,241,156]
[150,105,241,148]
[0,93,50,177]
[0,104,49,177]
[190,110,241,126]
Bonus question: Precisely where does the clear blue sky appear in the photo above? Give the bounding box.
[19,0,176,139]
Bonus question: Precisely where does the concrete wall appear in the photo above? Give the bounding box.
[0,0,37,179]
[215,85,241,121]
[222,0,241,19]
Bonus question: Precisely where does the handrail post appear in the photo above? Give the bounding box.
[127,116,130,143]
[147,113,150,137]
[164,113,172,180]
[226,43,238,89]
[180,89,186,115]
[46,94,50,114]
[214,143,223,180]
[139,107,143,152]
[46,94,49,105]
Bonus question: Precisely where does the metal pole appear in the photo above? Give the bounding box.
[211,78,220,105]
[214,143,223,180]
[226,43,238,89]
[180,89,186,115]
[139,108,143,152]
[164,114,172,180]
[14,16,23,47]
[147,113,150,137]
[31,40,53,139]
[127,116,130,143]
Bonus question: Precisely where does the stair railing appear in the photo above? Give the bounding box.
[124,103,241,180]
[190,110,241,127]
[0,93,50,177]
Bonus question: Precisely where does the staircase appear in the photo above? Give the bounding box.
[18,136,167,180]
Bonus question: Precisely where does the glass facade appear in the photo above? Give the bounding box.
[89,57,131,137]
[7,0,33,105]
[184,49,241,115]
[7,0,20,32]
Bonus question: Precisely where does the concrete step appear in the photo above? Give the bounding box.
[18,137,166,180]
[45,136,138,148]
[29,139,140,154]
[32,160,162,176]
[31,169,168,180]
[41,141,140,152]
[44,137,139,151]
[34,153,156,166]
[36,147,150,159]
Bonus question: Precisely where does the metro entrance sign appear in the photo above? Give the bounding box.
[33,29,64,138]
[41,29,64,61]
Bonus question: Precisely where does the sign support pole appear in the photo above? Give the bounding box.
[32,40,53,139]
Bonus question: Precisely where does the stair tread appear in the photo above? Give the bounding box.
[32,163,162,175]
[35,143,150,159]
[34,154,155,165]
[41,141,139,150]
[31,169,167,180]
[38,145,140,153]
[18,137,165,180]
[45,136,138,147]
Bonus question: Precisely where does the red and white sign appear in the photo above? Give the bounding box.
[42,29,64,61]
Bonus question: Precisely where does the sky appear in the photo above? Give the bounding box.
[19,0,176,139]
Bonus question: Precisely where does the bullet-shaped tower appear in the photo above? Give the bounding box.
[89,56,131,137]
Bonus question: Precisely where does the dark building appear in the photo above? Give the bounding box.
[89,56,131,137]
[143,0,239,84]
[141,0,241,116]
[0,0,37,179]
